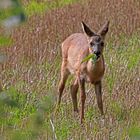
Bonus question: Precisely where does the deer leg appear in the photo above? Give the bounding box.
[78,77,86,123]
[95,81,104,115]
[57,61,69,105]
[70,78,79,113]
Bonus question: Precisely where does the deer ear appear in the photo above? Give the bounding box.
[98,21,109,38]
[81,21,96,37]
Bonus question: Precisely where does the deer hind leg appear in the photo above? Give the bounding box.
[57,61,69,105]
[70,78,79,113]
[95,81,104,115]
[78,77,86,124]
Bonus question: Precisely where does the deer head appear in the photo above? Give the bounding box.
[82,21,109,60]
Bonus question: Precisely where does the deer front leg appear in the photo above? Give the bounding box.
[95,81,104,115]
[78,77,86,124]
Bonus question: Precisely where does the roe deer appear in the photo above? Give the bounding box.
[58,21,109,123]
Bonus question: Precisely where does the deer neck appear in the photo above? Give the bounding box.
[87,54,105,83]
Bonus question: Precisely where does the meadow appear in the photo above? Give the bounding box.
[0,0,140,139]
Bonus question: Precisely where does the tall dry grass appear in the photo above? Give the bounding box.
[0,0,140,139]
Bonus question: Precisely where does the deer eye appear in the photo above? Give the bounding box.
[90,42,94,46]
[101,42,104,46]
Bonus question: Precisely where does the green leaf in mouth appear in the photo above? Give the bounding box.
[81,54,97,64]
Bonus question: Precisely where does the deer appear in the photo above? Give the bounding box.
[57,21,109,123]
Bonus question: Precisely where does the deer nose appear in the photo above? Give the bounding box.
[94,51,100,56]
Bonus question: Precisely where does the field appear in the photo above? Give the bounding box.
[0,0,140,139]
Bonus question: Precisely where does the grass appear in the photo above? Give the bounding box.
[0,35,13,46]
[0,0,140,139]
[24,0,80,16]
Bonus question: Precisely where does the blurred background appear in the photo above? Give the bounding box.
[0,0,140,139]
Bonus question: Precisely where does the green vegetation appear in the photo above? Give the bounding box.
[0,36,13,46]
[24,0,79,16]
[24,1,47,16]
[81,53,97,63]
